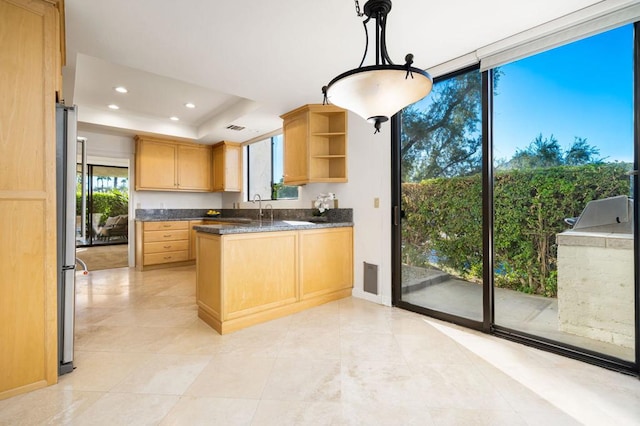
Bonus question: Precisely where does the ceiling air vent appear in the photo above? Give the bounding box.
[226,124,245,131]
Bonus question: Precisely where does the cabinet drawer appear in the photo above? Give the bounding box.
[144,240,189,254]
[144,250,189,265]
[144,221,189,231]
[144,229,189,242]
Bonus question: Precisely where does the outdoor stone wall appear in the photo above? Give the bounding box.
[557,231,634,349]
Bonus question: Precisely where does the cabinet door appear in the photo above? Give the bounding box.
[212,142,242,192]
[136,140,177,190]
[178,145,211,191]
[189,220,204,260]
[223,143,242,192]
[222,232,298,319]
[212,144,225,191]
[0,0,59,398]
[299,227,353,299]
[282,112,308,185]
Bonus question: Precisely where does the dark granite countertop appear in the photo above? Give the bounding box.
[135,208,353,227]
[135,216,248,222]
[194,220,353,235]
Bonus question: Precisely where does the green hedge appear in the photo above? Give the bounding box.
[402,163,630,297]
[76,190,128,224]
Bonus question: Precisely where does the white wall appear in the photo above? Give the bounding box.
[80,114,394,306]
[330,113,392,306]
[133,191,222,210]
[81,130,132,159]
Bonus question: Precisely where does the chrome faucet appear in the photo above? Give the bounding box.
[264,203,273,223]
[252,194,263,220]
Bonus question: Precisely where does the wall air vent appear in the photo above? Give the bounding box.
[226,124,245,131]
[364,262,378,295]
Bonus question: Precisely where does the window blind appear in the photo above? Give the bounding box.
[426,52,479,80]
[423,0,640,77]
[479,1,640,71]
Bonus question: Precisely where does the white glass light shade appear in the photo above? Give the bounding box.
[325,65,432,122]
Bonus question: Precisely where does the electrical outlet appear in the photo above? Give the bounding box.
[374,197,380,208]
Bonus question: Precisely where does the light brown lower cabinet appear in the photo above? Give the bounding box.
[135,221,192,270]
[196,227,353,334]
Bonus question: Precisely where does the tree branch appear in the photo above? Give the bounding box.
[401,83,476,158]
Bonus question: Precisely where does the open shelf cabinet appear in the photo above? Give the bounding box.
[281,104,348,185]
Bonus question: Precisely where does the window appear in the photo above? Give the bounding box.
[247,134,298,200]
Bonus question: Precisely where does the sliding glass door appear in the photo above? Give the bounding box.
[492,24,635,362]
[393,23,638,372]
[395,67,484,325]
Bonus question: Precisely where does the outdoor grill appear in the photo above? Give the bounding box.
[564,195,633,234]
[557,194,635,350]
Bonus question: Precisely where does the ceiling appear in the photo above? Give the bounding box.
[64,0,605,144]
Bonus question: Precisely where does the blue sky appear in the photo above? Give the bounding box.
[493,24,634,163]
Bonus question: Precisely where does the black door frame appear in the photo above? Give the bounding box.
[391,65,485,333]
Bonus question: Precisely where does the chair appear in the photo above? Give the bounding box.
[97,214,128,241]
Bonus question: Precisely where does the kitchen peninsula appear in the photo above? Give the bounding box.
[194,214,353,334]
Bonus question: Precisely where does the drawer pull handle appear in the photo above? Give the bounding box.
[163,224,171,227]
[164,256,172,260]
[163,245,171,249]
[164,234,172,237]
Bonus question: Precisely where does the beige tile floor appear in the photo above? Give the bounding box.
[1,265,639,425]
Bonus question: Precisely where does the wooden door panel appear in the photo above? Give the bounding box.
[136,140,176,189]
[0,201,47,393]
[178,145,211,190]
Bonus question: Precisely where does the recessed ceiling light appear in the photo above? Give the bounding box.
[108,104,119,110]
[184,103,196,109]
[170,116,180,121]
[114,86,128,93]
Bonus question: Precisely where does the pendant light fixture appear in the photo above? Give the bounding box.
[322,0,433,133]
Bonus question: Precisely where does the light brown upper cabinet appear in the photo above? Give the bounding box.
[212,141,242,192]
[280,104,348,185]
[135,135,212,192]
